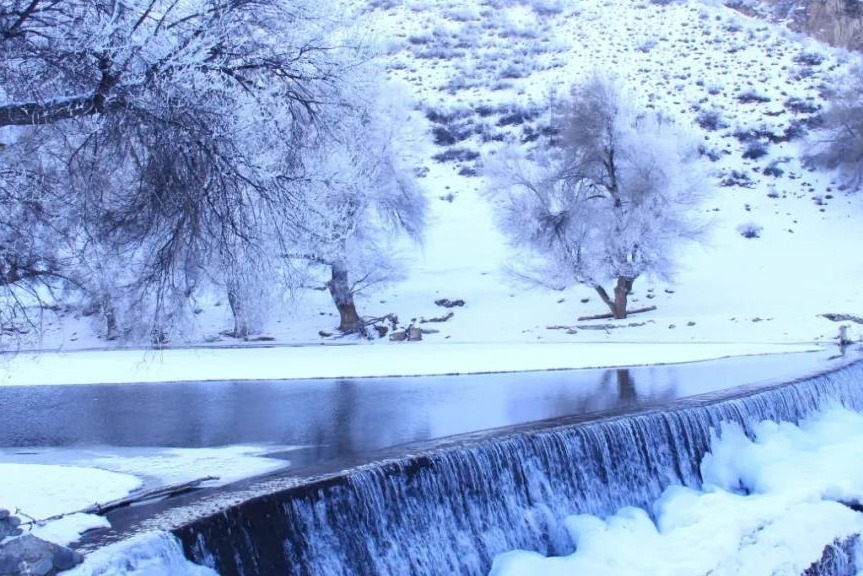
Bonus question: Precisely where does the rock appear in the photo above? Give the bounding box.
[0,512,21,540]
[390,327,423,342]
[49,547,80,571]
[821,313,863,324]
[433,298,465,308]
[0,534,83,576]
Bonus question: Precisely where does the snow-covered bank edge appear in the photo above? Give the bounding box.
[0,341,827,387]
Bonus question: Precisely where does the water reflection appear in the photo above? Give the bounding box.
[615,368,637,403]
[0,367,676,457]
[0,351,836,469]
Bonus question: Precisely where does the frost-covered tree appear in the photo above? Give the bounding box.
[487,77,707,319]
[806,68,863,190]
[290,85,426,335]
[0,130,76,338]
[0,0,372,342]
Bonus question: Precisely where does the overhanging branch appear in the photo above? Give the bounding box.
[0,53,122,127]
[0,95,124,127]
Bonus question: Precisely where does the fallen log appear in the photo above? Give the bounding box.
[23,476,219,525]
[821,313,863,324]
[577,305,657,322]
[83,475,219,515]
[546,320,653,332]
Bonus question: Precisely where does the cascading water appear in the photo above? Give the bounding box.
[804,536,862,576]
[157,358,863,576]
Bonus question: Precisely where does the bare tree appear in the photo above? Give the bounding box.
[806,68,863,190]
[487,77,708,319]
[1,0,370,343]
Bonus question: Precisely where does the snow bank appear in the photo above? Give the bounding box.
[0,463,140,520]
[490,407,863,576]
[0,463,140,546]
[0,342,821,386]
[0,445,291,547]
[84,445,292,486]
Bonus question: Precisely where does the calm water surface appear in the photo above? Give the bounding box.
[0,350,841,470]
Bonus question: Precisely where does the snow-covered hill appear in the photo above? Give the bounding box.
[13,0,863,358]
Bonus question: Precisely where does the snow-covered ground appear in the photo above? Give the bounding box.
[2,0,863,572]
[0,341,823,386]
[4,0,861,356]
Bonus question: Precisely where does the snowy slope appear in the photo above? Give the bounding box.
[11,0,860,359]
[357,0,863,347]
[360,2,863,341]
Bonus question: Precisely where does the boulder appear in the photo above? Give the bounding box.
[0,512,21,540]
[0,512,83,576]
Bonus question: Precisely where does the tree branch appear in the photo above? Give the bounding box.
[1,0,43,40]
[0,96,120,127]
[0,53,122,127]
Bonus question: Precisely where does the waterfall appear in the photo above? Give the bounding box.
[170,359,863,576]
[802,536,862,576]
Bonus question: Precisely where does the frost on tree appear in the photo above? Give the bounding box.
[0,129,71,339]
[289,84,427,336]
[0,0,375,342]
[487,77,708,320]
[806,67,863,191]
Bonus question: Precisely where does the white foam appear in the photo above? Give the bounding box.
[66,532,218,576]
[491,407,863,575]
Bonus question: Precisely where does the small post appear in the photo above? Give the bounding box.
[839,324,850,349]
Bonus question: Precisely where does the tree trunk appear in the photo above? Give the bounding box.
[103,293,118,340]
[227,289,250,339]
[612,276,631,320]
[594,276,634,320]
[328,262,363,334]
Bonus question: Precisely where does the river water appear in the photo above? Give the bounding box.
[0,349,844,475]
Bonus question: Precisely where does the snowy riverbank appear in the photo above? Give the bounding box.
[0,341,826,387]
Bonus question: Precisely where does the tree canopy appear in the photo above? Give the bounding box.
[487,77,708,319]
[0,0,425,343]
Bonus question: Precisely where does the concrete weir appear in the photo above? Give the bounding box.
[119,354,863,576]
